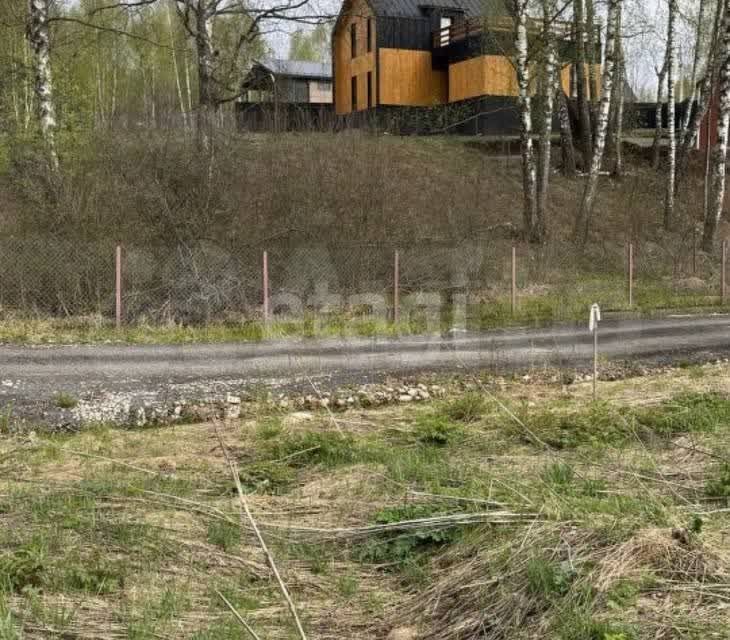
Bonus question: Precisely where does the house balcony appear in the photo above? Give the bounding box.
[432,16,598,50]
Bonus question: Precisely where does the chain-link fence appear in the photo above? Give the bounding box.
[0,237,727,329]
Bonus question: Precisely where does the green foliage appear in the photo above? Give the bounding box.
[261,431,363,469]
[62,556,125,594]
[255,416,284,440]
[414,414,461,446]
[53,392,78,409]
[518,393,730,450]
[0,540,47,593]
[526,557,574,598]
[542,462,575,488]
[634,393,730,434]
[239,462,296,495]
[689,514,704,534]
[207,520,241,552]
[288,24,331,62]
[355,504,459,568]
[554,606,635,640]
[0,601,18,640]
[705,463,730,498]
[520,402,632,449]
[606,580,640,610]
[440,392,487,423]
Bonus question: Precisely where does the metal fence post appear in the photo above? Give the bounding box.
[262,250,270,323]
[393,249,400,325]
[511,245,517,315]
[115,244,122,329]
[722,240,727,303]
[628,243,634,307]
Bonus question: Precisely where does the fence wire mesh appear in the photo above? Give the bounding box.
[0,238,727,328]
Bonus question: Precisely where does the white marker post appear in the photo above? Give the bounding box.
[589,303,601,402]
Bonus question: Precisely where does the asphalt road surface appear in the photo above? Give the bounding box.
[2,314,730,427]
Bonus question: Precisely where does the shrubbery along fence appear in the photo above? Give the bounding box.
[0,237,726,328]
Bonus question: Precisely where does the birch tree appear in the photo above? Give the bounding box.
[573,0,593,169]
[536,0,558,236]
[557,87,577,176]
[513,0,539,242]
[677,0,722,192]
[701,0,730,251]
[87,0,321,152]
[651,57,667,170]
[574,0,622,243]
[664,0,677,230]
[679,0,708,148]
[27,0,59,170]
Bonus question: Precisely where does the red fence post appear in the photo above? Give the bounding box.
[511,245,517,316]
[115,245,123,329]
[393,249,400,325]
[628,243,634,308]
[262,250,270,323]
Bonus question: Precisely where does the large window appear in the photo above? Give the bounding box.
[351,23,357,58]
[351,76,358,111]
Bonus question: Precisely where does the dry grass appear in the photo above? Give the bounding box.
[2,364,730,638]
[2,132,730,329]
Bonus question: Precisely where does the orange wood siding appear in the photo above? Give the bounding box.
[448,59,602,103]
[448,55,519,102]
[334,0,376,114]
[560,63,602,99]
[378,49,447,106]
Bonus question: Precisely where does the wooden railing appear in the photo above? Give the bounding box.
[432,17,597,49]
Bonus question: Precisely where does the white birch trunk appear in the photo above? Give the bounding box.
[167,1,189,130]
[23,36,33,132]
[27,0,59,170]
[514,0,538,242]
[11,36,20,129]
[586,0,597,104]
[536,0,558,240]
[613,59,625,177]
[665,0,678,229]
[195,1,216,152]
[678,0,723,190]
[574,0,593,168]
[575,0,622,242]
[652,59,668,170]
[680,0,708,145]
[184,47,194,114]
[702,2,730,251]
[557,86,577,176]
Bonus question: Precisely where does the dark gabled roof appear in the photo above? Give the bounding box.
[256,59,332,80]
[367,0,512,18]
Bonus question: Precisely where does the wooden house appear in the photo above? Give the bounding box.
[333,0,602,134]
[241,59,333,104]
[238,59,336,131]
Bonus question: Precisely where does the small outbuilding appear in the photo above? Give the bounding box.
[237,58,335,132]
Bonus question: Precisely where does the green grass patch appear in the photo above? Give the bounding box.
[354,504,463,577]
[705,463,730,498]
[53,392,78,409]
[511,393,730,450]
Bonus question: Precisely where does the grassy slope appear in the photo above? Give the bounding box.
[2,364,730,638]
[1,133,728,343]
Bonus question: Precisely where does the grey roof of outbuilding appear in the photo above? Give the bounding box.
[257,59,332,79]
[368,0,512,18]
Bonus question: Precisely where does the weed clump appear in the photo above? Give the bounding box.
[414,414,462,446]
[705,463,730,498]
[441,393,487,423]
[355,504,461,570]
